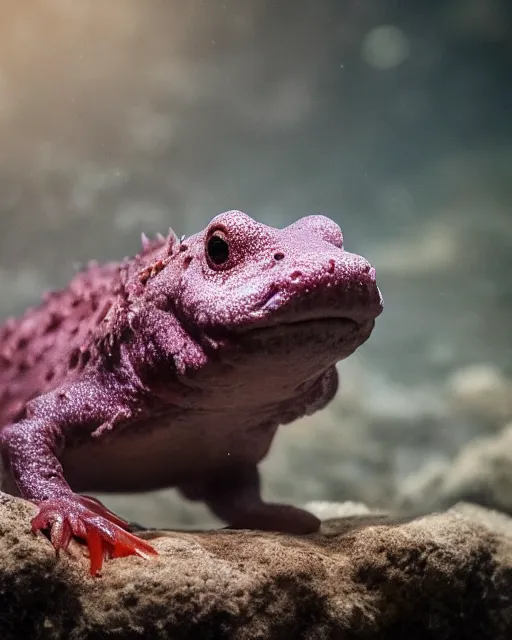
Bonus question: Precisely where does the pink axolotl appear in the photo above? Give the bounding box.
[0,210,382,575]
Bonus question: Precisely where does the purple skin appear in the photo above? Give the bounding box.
[0,210,382,574]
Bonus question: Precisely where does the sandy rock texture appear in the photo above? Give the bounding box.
[1,494,511,640]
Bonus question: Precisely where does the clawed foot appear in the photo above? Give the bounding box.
[31,494,157,576]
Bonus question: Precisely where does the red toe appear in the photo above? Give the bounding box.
[86,529,104,576]
[78,495,132,529]
[31,496,158,576]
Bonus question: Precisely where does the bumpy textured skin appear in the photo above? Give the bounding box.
[0,211,382,575]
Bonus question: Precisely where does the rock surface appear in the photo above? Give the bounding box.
[1,494,511,639]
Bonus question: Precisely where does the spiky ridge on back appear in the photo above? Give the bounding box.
[0,230,176,426]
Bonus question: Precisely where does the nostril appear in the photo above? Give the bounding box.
[274,252,285,261]
[290,270,302,282]
[328,259,335,274]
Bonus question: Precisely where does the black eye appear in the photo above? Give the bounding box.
[206,231,230,267]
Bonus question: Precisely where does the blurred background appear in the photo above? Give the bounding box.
[1,0,511,527]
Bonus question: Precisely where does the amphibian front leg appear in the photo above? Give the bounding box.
[0,376,157,575]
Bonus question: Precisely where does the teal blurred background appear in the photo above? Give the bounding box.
[1,1,511,526]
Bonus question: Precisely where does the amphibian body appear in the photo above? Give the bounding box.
[0,210,383,574]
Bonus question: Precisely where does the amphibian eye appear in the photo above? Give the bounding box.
[206,231,230,268]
